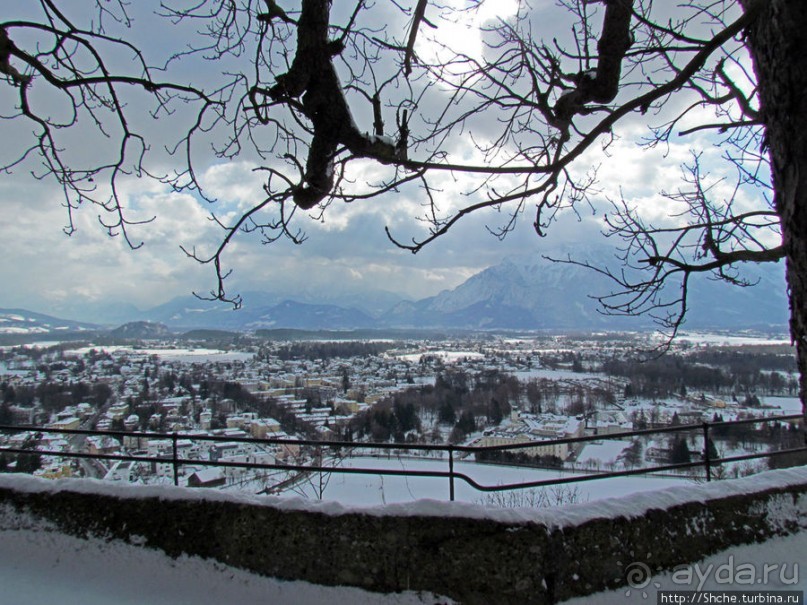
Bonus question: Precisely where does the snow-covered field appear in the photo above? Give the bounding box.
[575,440,633,468]
[67,345,253,363]
[396,351,484,364]
[764,396,805,414]
[513,367,605,381]
[674,332,791,347]
[271,455,689,506]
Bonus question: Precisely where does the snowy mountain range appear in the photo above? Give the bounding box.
[0,309,98,335]
[3,247,790,335]
[385,252,789,331]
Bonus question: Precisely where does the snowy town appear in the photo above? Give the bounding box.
[1,329,802,505]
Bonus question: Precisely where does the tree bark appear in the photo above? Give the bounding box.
[266,0,407,210]
[741,0,807,432]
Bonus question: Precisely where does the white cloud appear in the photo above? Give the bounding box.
[198,162,268,210]
[423,0,521,63]
[0,175,221,311]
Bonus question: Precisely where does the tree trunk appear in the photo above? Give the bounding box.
[742,0,807,435]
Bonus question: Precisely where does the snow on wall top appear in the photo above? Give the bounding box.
[1,467,806,529]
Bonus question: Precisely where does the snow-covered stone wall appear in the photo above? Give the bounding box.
[1,469,806,604]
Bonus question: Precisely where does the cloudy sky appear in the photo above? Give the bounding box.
[0,0,774,320]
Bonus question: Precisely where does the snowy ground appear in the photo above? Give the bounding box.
[267,455,688,506]
[674,332,791,346]
[562,531,807,603]
[0,527,453,605]
[0,523,803,605]
[574,440,633,468]
[764,396,805,414]
[66,345,254,363]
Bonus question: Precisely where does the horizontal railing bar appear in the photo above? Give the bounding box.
[0,443,701,492]
[2,413,800,456]
[460,460,707,492]
[0,446,461,481]
[1,414,803,496]
[711,445,807,466]
[453,413,803,454]
[3,443,805,493]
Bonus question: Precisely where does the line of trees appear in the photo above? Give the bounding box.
[347,369,521,444]
[263,341,397,362]
[1,380,112,415]
[606,355,798,399]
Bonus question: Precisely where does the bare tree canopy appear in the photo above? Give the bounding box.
[2,0,806,415]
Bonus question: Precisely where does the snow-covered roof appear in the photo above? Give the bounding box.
[188,468,225,483]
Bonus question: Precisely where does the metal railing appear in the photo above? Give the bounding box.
[1,413,805,501]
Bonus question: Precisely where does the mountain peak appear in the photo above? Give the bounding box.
[110,321,173,339]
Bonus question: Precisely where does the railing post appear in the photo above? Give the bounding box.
[702,422,711,483]
[172,432,179,487]
[448,445,455,502]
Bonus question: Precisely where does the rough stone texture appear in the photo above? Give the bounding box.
[1,479,806,604]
